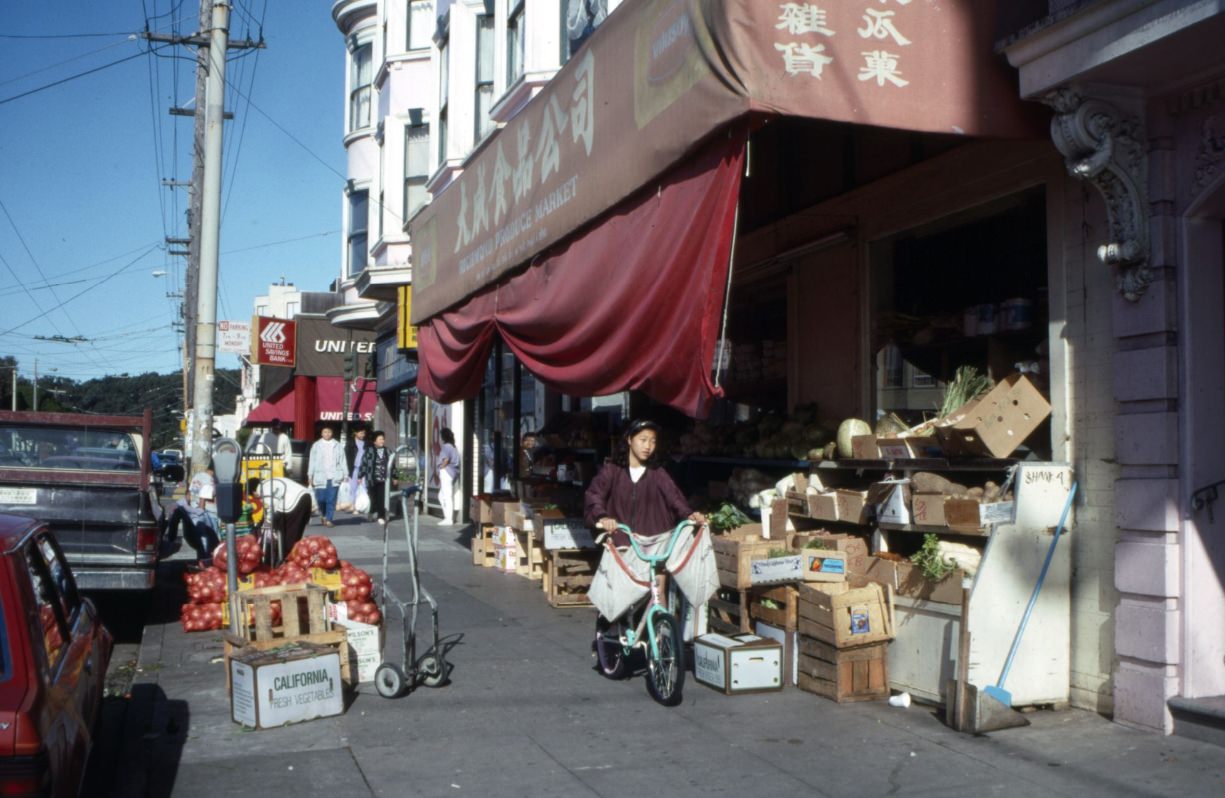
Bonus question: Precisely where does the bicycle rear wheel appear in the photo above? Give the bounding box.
[645,612,685,706]
[594,616,628,679]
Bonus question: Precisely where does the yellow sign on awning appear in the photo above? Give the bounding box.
[397,285,417,350]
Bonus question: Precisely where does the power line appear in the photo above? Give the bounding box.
[0,245,162,336]
[0,31,137,39]
[0,42,174,106]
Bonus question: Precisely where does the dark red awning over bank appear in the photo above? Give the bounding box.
[246,377,378,427]
[416,128,745,419]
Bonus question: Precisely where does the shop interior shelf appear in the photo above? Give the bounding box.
[824,458,1019,472]
[876,522,991,537]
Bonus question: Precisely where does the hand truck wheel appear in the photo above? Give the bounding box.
[374,662,408,698]
[419,654,448,688]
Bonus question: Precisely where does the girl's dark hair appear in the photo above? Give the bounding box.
[440,427,455,445]
[372,430,386,441]
[612,419,661,468]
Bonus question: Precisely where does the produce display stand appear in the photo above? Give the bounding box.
[543,548,598,607]
[784,460,1073,707]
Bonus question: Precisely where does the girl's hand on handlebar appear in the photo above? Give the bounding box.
[688,511,707,526]
[597,517,619,532]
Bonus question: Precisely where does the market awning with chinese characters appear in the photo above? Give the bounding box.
[408,0,1043,324]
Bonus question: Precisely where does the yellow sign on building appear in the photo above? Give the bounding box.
[398,285,418,350]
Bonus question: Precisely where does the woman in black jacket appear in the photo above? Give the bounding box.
[359,430,391,526]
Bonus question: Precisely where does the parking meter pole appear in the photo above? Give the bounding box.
[225,522,238,633]
[210,438,244,636]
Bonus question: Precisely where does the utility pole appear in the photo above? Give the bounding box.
[143,1,261,473]
[32,360,38,413]
[188,0,231,477]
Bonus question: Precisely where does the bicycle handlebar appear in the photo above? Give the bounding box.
[606,519,699,564]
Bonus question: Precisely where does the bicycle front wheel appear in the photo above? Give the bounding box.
[645,612,685,706]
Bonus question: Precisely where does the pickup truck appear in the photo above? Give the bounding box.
[0,410,180,592]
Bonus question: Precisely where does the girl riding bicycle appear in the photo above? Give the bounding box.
[584,418,706,552]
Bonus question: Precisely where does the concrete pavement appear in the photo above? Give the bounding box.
[100,512,1225,797]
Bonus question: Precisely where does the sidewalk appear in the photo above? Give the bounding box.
[108,512,1225,798]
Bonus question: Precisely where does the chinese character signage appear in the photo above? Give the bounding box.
[409,0,1041,325]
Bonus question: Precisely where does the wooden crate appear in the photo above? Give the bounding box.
[221,582,351,690]
[472,524,496,567]
[796,636,889,703]
[545,548,599,608]
[708,587,750,635]
[512,528,545,580]
[748,584,799,631]
[230,582,331,643]
[712,531,774,589]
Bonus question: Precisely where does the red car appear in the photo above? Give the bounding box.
[0,514,112,797]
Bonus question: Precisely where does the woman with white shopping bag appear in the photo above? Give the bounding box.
[358,430,391,526]
[584,419,707,620]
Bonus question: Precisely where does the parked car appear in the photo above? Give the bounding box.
[0,411,181,592]
[0,513,112,797]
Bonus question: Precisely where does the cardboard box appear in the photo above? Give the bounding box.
[869,480,911,526]
[333,618,384,683]
[470,493,514,524]
[799,533,870,574]
[712,530,775,589]
[491,500,520,527]
[754,620,797,686]
[533,509,596,549]
[766,496,790,540]
[797,581,894,648]
[861,556,965,605]
[910,493,948,526]
[851,435,880,459]
[943,499,1016,532]
[230,642,344,729]
[692,633,783,694]
[835,489,872,524]
[749,550,847,586]
[309,567,343,599]
[934,373,1052,458]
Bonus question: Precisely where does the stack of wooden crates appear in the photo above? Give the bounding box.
[469,496,599,608]
[796,579,894,702]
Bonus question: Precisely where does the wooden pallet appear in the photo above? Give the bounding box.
[512,528,545,580]
[221,582,351,690]
[472,524,496,567]
[545,548,599,608]
[796,637,889,703]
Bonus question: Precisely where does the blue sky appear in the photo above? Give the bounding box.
[0,1,346,384]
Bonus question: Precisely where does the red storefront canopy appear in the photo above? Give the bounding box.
[410,0,1044,418]
[246,377,378,426]
[417,129,745,418]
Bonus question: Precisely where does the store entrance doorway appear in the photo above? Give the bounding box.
[1182,180,1225,700]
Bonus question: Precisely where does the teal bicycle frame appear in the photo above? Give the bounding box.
[609,520,694,661]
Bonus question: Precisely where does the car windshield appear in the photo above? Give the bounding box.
[0,424,140,471]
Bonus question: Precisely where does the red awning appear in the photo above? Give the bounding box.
[246,377,378,425]
[408,0,1044,324]
[416,128,745,419]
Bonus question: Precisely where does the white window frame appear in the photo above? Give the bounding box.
[475,14,496,141]
[407,0,435,51]
[348,189,370,279]
[349,42,373,132]
[404,118,431,223]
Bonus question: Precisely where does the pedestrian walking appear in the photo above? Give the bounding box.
[261,418,293,472]
[251,476,314,559]
[437,427,460,525]
[308,425,347,527]
[359,430,391,527]
[344,427,367,510]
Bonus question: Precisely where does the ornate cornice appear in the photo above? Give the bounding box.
[1194,113,1225,197]
[1045,88,1151,301]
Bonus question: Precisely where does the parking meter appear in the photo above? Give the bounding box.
[212,438,243,633]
